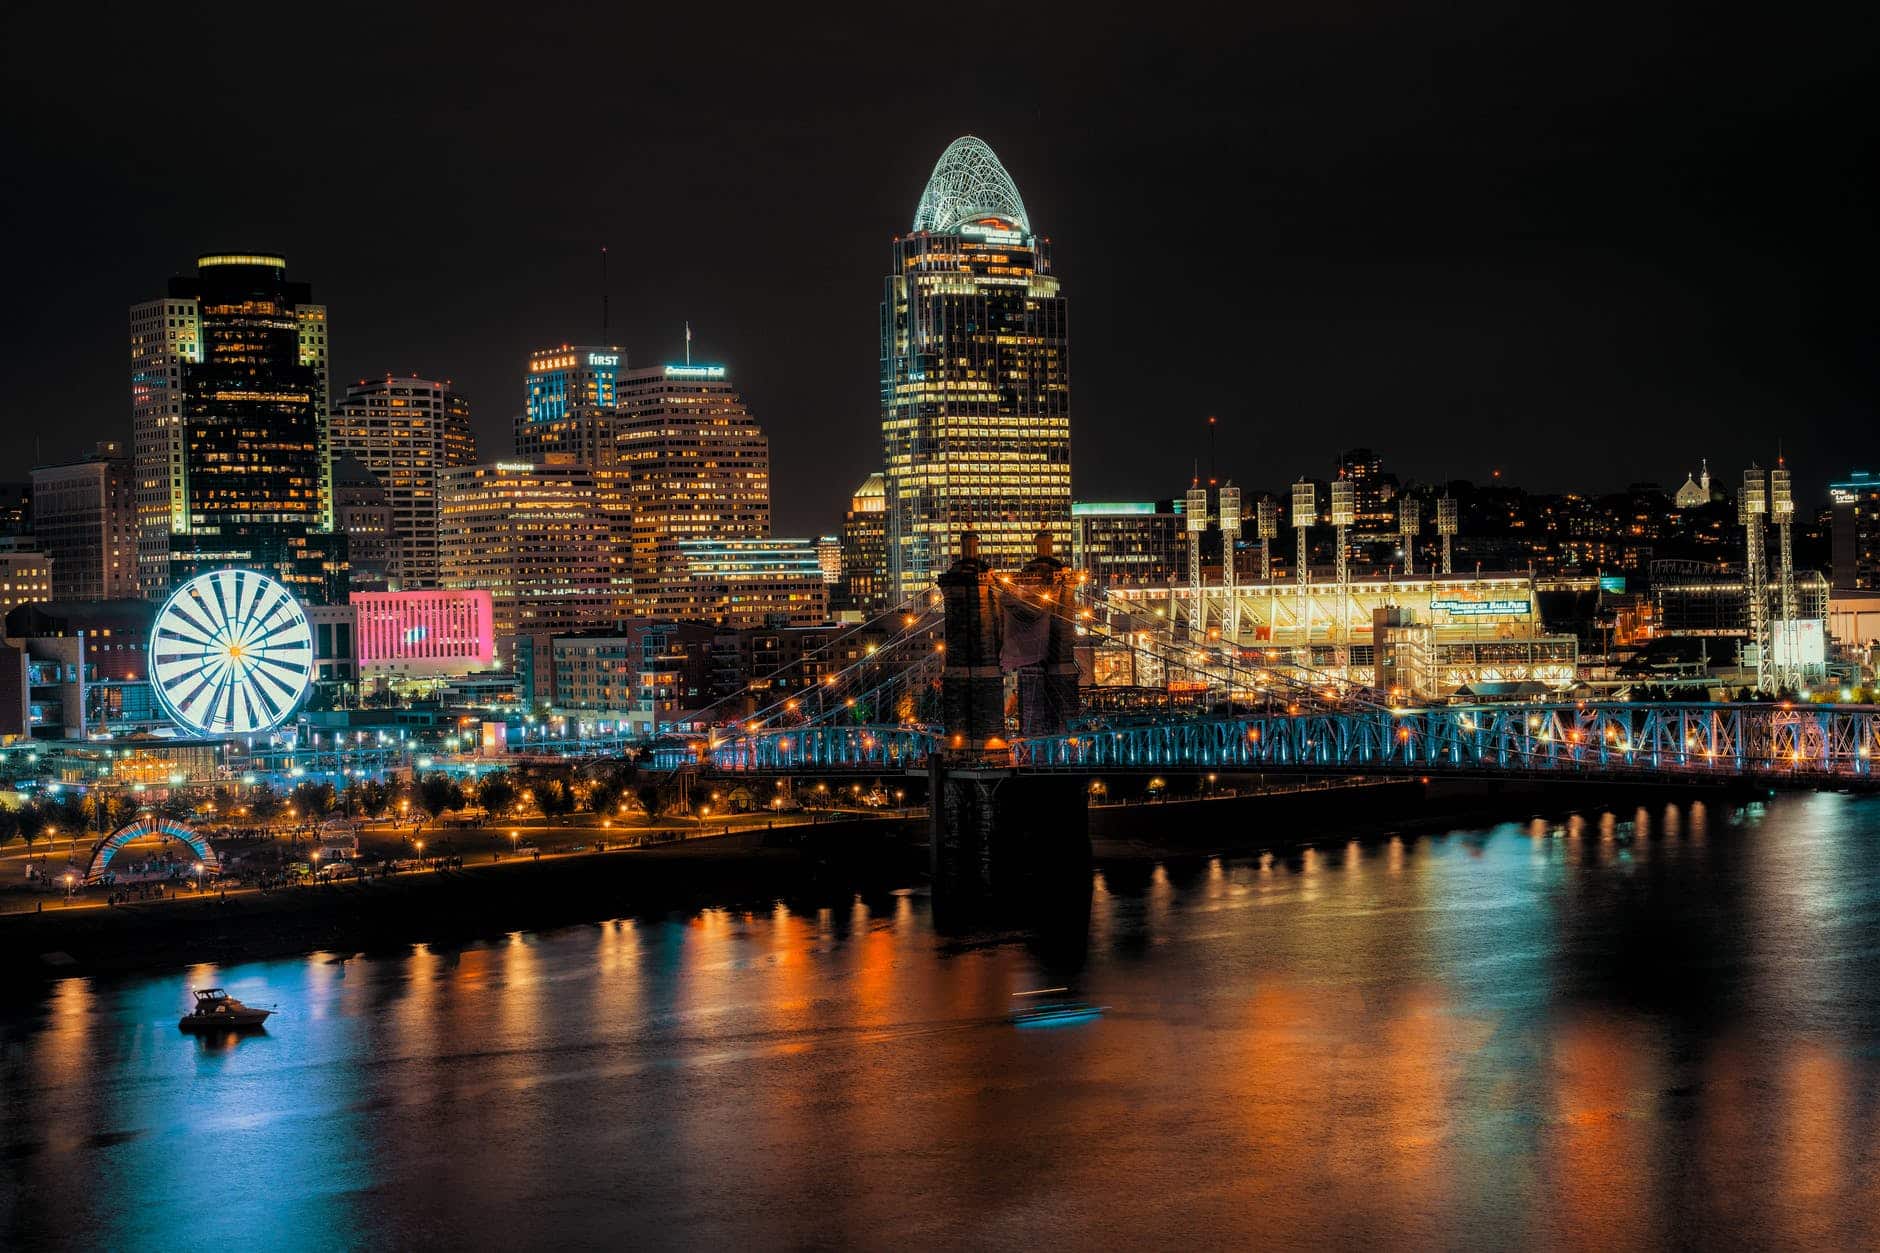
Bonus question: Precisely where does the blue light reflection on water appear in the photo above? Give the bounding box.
[5,793,1880,1248]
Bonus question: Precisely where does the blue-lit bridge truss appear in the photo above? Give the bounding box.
[659,702,1880,787]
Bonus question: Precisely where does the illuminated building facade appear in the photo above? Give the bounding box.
[352,588,496,677]
[515,344,624,466]
[674,538,827,628]
[1071,500,1183,589]
[0,545,54,619]
[839,473,889,615]
[333,375,477,587]
[1831,472,1880,589]
[616,363,770,617]
[30,443,138,601]
[437,461,618,660]
[130,253,333,597]
[882,136,1070,597]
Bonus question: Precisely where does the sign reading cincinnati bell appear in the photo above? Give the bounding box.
[149,569,315,736]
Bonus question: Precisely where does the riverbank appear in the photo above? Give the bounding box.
[3,776,1776,988]
[2,817,925,989]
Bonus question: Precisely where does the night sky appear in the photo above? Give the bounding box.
[3,4,1874,535]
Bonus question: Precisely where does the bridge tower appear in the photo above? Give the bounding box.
[937,531,1005,754]
[929,531,1089,896]
[1011,531,1082,737]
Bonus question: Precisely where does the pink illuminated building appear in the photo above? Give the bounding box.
[352,589,496,677]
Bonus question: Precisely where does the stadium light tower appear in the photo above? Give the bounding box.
[1771,463,1798,692]
[1741,465,1770,693]
[1398,496,1420,576]
[1219,483,1241,640]
[1292,480,1316,655]
[1330,478,1355,672]
[1185,483,1209,637]
[1436,496,1458,575]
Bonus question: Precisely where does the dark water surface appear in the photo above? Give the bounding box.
[7,793,1880,1249]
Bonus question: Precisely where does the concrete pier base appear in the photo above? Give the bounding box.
[929,760,1090,896]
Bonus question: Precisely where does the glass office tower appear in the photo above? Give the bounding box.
[131,253,340,600]
[881,136,1070,598]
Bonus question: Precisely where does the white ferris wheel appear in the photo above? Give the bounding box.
[149,569,315,736]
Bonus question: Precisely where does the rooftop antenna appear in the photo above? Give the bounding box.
[601,245,609,341]
[685,321,692,366]
[1207,414,1218,486]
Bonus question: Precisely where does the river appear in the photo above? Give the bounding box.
[6,792,1880,1249]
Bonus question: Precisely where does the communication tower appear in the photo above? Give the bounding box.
[1255,497,1279,582]
[1741,466,1770,693]
[1330,478,1355,671]
[1436,496,1458,575]
[1771,463,1798,692]
[1219,483,1242,639]
[1398,496,1420,576]
[1185,484,1209,636]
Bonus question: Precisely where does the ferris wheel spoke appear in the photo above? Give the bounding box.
[154,571,312,738]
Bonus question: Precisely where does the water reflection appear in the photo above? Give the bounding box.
[5,793,1880,1247]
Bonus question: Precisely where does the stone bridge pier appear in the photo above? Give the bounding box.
[929,531,1089,894]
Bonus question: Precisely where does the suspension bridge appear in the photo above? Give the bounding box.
[651,534,1880,791]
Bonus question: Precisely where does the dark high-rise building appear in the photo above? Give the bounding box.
[1071,500,1183,589]
[333,375,477,588]
[333,455,397,592]
[1335,448,1391,530]
[839,473,890,615]
[1830,472,1880,589]
[882,136,1069,597]
[130,253,337,600]
[30,442,138,601]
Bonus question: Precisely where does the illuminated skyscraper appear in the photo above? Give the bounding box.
[513,344,624,464]
[437,460,619,661]
[333,375,477,588]
[881,136,1069,597]
[129,253,336,599]
[839,472,889,615]
[616,362,771,619]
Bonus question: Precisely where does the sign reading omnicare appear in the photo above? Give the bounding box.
[664,364,726,380]
[1431,597,1531,617]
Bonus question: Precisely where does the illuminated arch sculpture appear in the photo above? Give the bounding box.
[83,817,220,884]
[912,136,1032,235]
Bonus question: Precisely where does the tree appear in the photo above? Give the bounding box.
[291,780,335,821]
[250,785,283,826]
[637,785,663,820]
[16,803,49,859]
[353,779,391,819]
[537,777,576,819]
[419,773,461,820]
[476,772,516,820]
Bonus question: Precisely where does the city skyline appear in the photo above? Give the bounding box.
[4,6,1875,538]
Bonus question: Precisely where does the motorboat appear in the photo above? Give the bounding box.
[178,988,272,1031]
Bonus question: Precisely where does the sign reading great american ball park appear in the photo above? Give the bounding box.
[149,569,315,736]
